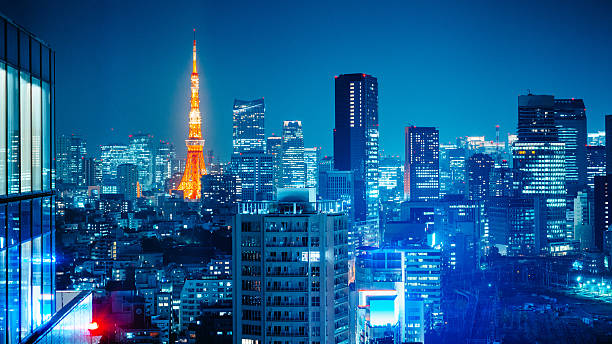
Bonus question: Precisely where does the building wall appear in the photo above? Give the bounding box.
[0,15,57,343]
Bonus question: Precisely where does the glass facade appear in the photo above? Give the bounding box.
[232,98,265,154]
[0,16,56,344]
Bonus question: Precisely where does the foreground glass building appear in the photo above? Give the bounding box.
[0,14,56,344]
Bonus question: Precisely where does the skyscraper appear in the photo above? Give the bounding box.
[233,98,265,154]
[586,145,605,190]
[100,143,133,192]
[517,94,557,142]
[281,120,306,188]
[466,153,495,201]
[515,94,568,252]
[117,163,139,201]
[404,126,440,202]
[154,140,175,191]
[594,114,612,252]
[379,155,404,204]
[128,133,154,191]
[56,134,87,186]
[177,32,207,200]
[554,98,587,193]
[304,147,320,189]
[230,152,274,201]
[266,135,282,191]
[334,73,379,222]
[232,193,349,344]
[513,142,566,245]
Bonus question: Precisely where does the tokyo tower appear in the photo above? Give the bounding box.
[177,30,206,200]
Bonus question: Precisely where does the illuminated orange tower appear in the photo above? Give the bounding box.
[177,30,206,200]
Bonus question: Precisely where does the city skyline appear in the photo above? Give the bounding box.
[3,1,612,159]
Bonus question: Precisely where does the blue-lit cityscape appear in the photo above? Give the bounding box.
[3,2,612,344]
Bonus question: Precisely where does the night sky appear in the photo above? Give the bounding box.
[2,0,612,160]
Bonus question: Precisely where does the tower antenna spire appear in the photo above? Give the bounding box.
[192,28,197,74]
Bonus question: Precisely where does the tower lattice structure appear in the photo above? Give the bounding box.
[177,31,206,200]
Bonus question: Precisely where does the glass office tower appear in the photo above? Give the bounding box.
[233,98,266,154]
[334,73,379,222]
[0,16,56,343]
[404,126,440,202]
[281,120,306,188]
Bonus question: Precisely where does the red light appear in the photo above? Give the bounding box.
[334,75,338,79]
[88,322,99,331]
[362,74,366,77]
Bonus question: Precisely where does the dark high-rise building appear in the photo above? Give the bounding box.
[554,98,587,193]
[82,157,100,187]
[117,163,139,201]
[517,94,557,142]
[281,120,306,188]
[334,73,379,221]
[466,153,495,201]
[232,98,265,154]
[56,134,87,186]
[594,115,612,252]
[586,145,605,190]
[404,126,439,202]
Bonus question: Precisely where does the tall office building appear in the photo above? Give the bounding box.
[517,94,557,142]
[594,115,612,253]
[0,16,92,343]
[334,73,379,222]
[266,136,282,190]
[56,134,87,186]
[515,94,568,252]
[128,133,154,191]
[230,152,274,201]
[233,98,265,154]
[513,142,566,245]
[554,98,587,193]
[439,145,466,196]
[466,153,494,201]
[304,147,320,189]
[281,120,306,188]
[100,143,133,185]
[586,145,605,190]
[117,164,139,201]
[232,193,349,344]
[154,140,175,191]
[82,157,100,187]
[404,126,440,202]
[379,155,404,204]
[488,197,545,256]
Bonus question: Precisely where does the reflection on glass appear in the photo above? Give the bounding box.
[0,63,6,195]
[20,240,32,339]
[42,82,50,190]
[32,78,42,191]
[0,248,6,344]
[42,232,52,322]
[20,71,32,192]
[7,67,19,194]
[32,236,42,329]
[8,245,19,344]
